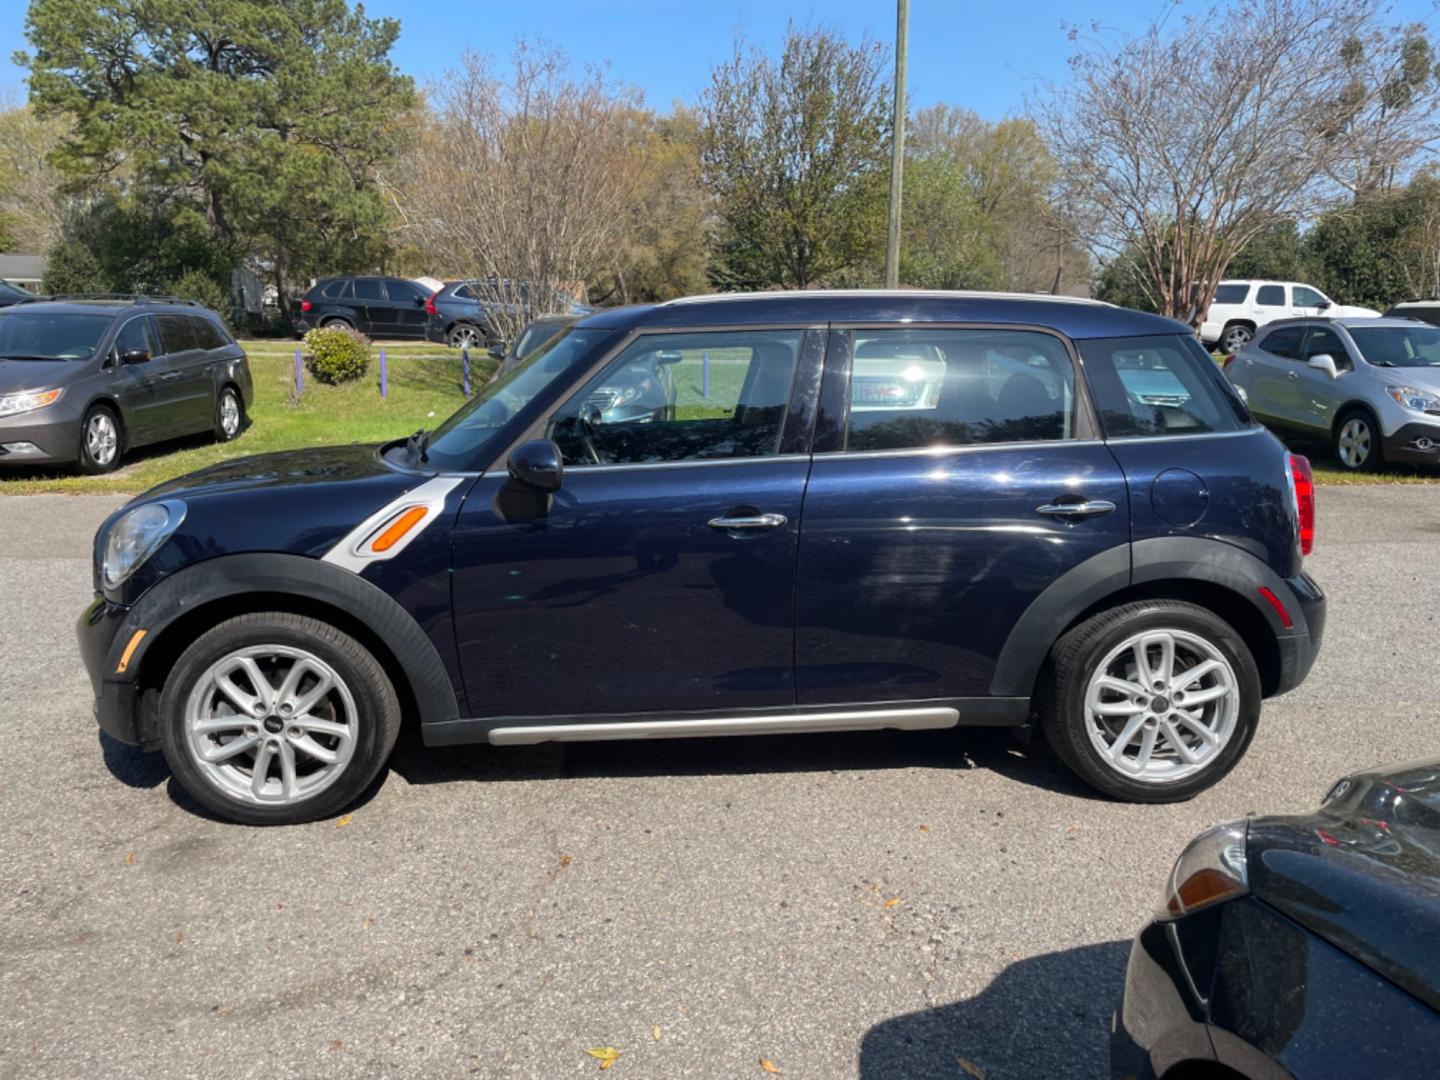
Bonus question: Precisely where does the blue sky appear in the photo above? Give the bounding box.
[2,0,1437,117]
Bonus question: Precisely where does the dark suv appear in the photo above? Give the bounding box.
[78,291,1324,825]
[294,276,434,340]
[0,297,252,473]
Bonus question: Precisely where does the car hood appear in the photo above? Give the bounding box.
[1247,757,1440,1012]
[142,444,399,499]
[1335,304,1383,318]
[0,357,88,392]
[1375,366,1440,393]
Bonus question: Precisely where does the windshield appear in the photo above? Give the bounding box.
[1350,326,1440,368]
[422,328,613,470]
[0,311,111,360]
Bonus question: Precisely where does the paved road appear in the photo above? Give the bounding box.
[1,487,1435,1079]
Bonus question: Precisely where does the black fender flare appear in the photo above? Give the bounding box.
[104,552,460,732]
[989,538,1303,697]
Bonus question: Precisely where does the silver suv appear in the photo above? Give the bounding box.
[1224,316,1440,471]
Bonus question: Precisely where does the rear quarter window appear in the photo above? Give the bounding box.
[1080,335,1251,438]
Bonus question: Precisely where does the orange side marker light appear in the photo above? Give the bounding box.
[116,629,148,674]
[369,506,428,553]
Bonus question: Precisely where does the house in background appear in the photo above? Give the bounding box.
[0,254,46,293]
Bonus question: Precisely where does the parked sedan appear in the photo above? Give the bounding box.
[1113,757,1440,1079]
[293,276,434,340]
[0,279,34,308]
[1224,317,1440,471]
[0,297,252,473]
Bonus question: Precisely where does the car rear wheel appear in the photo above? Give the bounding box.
[320,317,353,331]
[214,386,243,442]
[1334,408,1382,472]
[447,323,483,350]
[77,404,122,474]
[159,613,401,826]
[1219,323,1253,352]
[1040,600,1261,803]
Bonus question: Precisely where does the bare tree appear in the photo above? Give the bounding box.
[0,104,68,253]
[1037,0,1440,322]
[395,44,643,345]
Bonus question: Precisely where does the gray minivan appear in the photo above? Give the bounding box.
[1224,316,1440,471]
[0,297,253,474]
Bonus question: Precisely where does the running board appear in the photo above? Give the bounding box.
[485,706,960,746]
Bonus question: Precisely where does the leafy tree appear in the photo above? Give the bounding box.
[20,0,415,310]
[698,24,891,289]
[168,267,232,319]
[1224,221,1316,283]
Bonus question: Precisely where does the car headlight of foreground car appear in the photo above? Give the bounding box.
[1385,384,1440,413]
[101,500,186,590]
[1159,821,1248,919]
[0,387,63,418]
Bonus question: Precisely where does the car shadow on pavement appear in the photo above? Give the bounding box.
[388,726,1112,802]
[858,939,1131,1080]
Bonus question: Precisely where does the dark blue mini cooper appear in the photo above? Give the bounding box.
[79,291,1326,825]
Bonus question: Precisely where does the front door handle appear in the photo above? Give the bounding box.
[1286,370,1300,379]
[159,371,183,381]
[1036,499,1117,519]
[708,512,787,531]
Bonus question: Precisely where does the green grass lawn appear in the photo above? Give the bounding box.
[0,341,489,495]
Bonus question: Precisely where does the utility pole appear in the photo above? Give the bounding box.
[884,0,909,289]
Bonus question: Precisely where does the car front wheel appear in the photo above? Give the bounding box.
[1040,600,1261,803]
[1334,409,1382,472]
[159,613,401,825]
[78,404,122,474]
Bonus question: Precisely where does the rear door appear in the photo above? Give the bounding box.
[153,314,213,433]
[1243,325,1305,427]
[795,325,1130,704]
[1252,282,1288,327]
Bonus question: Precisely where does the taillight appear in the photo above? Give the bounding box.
[425,292,438,316]
[300,299,312,313]
[1289,453,1315,556]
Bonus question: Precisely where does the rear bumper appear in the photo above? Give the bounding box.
[1272,572,1325,696]
[1382,421,1440,466]
[425,324,447,344]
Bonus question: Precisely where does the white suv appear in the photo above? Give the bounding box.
[1201,281,1380,353]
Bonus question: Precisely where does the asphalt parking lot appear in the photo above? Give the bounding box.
[0,486,1436,1079]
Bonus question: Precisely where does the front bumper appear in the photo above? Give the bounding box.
[1112,915,1219,1079]
[1383,420,1440,466]
[77,593,149,746]
[0,409,83,466]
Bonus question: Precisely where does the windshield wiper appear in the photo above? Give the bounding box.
[405,428,431,465]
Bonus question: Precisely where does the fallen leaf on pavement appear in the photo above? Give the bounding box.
[883,897,903,908]
[956,1056,985,1078]
[651,1026,662,1041]
[362,916,375,930]
[335,814,353,828]
[174,931,184,943]
[918,824,930,832]
[760,1058,782,1073]
[124,853,135,866]
[328,1040,343,1052]
[558,854,573,867]
[585,1046,621,1070]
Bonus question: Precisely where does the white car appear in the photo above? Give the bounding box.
[1200,280,1380,353]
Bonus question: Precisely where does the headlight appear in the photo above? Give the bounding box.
[1385,384,1440,413]
[1159,822,1248,919]
[101,500,186,589]
[0,387,63,418]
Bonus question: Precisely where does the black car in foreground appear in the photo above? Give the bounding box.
[0,296,252,473]
[1114,757,1440,1079]
[293,276,434,340]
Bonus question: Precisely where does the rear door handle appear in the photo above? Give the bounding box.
[1286,370,1299,380]
[159,371,183,382]
[708,513,787,531]
[1036,499,1117,519]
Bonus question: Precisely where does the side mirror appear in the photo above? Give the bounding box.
[487,344,506,361]
[414,294,427,306]
[1316,299,1331,310]
[507,438,563,491]
[119,348,151,365]
[1307,353,1340,379]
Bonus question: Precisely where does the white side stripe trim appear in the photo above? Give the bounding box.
[321,476,464,574]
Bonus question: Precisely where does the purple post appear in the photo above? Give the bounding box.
[294,347,303,397]
[702,350,710,398]
[462,348,471,397]
[380,348,388,398]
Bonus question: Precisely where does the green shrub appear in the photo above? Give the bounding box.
[303,324,371,385]
[167,268,232,322]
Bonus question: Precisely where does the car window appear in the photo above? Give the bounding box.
[1255,284,1285,306]
[451,284,476,301]
[1293,285,1327,307]
[1259,326,1304,359]
[0,311,112,360]
[1385,305,1440,328]
[548,330,803,466]
[352,279,385,301]
[1301,326,1349,370]
[1080,334,1250,437]
[1349,326,1440,368]
[111,316,158,361]
[156,313,201,353]
[1212,283,1250,304]
[321,279,352,299]
[842,329,1076,452]
[187,316,227,350]
[387,279,424,304]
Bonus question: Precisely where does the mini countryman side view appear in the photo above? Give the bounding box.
[79,291,1326,825]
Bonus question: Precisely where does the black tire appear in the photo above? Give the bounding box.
[159,613,401,826]
[1219,322,1253,352]
[1039,600,1261,803]
[214,385,244,442]
[447,323,484,350]
[77,403,123,475]
[1333,407,1383,472]
[320,316,353,331]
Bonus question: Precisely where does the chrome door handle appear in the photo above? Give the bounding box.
[160,371,183,381]
[1036,499,1117,519]
[707,513,787,531]
[1286,371,1299,379]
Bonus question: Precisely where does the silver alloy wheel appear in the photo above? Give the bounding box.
[1337,417,1372,468]
[449,324,481,349]
[1084,628,1240,784]
[86,412,118,466]
[184,645,358,807]
[219,391,241,437]
[1221,325,1252,352]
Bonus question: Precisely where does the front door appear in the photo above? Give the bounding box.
[450,326,821,721]
[384,279,431,339]
[109,314,168,445]
[1289,324,1351,433]
[796,327,1131,703]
